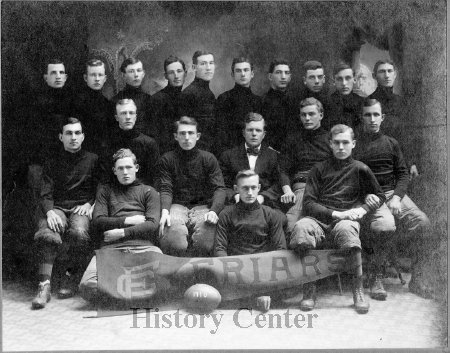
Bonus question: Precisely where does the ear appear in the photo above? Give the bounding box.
[112,167,117,175]
[164,72,169,80]
[352,140,356,149]
[115,114,119,122]
[233,184,239,193]
[83,74,88,83]
[250,71,255,79]
[192,64,197,72]
[303,76,307,85]
[257,183,261,192]
[59,133,63,142]
[135,163,140,172]
[318,112,324,121]
[268,73,273,82]
[372,72,376,80]
[43,74,48,81]
[381,114,385,122]
[80,133,85,144]
[173,132,178,140]
[323,75,326,83]
[141,70,146,78]
[196,133,201,140]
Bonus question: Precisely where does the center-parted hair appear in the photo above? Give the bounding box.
[174,116,199,132]
[268,59,290,73]
[86,59,105,73]
[116,98,137,110]
[330,124,354,140]
[235,169,259,185]
[112,148,137,165]
[243,112,265,129]
[373,59,396,73]
[120,57,142,73]
[333,62,354,77]
[231,57,254,72]
[299,97,324,113]
[164,55,186,73]
[363,98,382,110]
[192,50,214,65]
[303,60,323,76]
[60,117,83,133]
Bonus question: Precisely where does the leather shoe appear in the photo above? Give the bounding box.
[370,274,387,300]
[300,282,316,311]
[353,276,370,314]
[31,280,51,309]
[58,272,76,299]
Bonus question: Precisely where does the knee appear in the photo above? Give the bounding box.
[67,226,90,246]
[79,278,99,302]
[289,218,319,249]
[159,226,188,256]
[191,223,216,256]
[370,219,396,234]
[34,228,62,245]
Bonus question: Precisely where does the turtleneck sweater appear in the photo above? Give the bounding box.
[158,146,226,214]
[41,148,100,213]
[214,200,286,257]
[215,84,263,153]
[112,84,152,136]
[296,86,333,130]
[328,91,364,130]
[354,131,409,198]
[369,86,402,116]
[303,156,386,225]
[92,179,160,246]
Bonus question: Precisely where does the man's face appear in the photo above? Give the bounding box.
[362,103,384,133]
[300,105,323,130]
[84,65,107,91]
[330,130,355,160]
[174,124,200,150]
[234,175,261,204]
[165,62,186,88]
[113,157,139,185]
[304,68,325,93]
[193,54,215,81]
[334,69,355,95]
[243,120,266,147]
[374,63,397,88]
[115,102,137,130]
[44,63,67,89]
[268,64,291,90]
[59,122,84,153]
[123,62,145,87]
[232,62,254,88]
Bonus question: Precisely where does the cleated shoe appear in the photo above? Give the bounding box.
[31,280,51,309]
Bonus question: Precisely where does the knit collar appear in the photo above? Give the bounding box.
[233,84,252,94]
[60,148,85,160]
[375,86,395,99]
[123,84,144,94]
[175,145,200,159]
[118,128,140,140]
[361,130,383,141]
[162,84,183,96]
[268,87,287,97]
[331,155,354,168]
[236,200,260,211]
[193,77,211,89]
[114,178,142,190]
[301,126,327,139]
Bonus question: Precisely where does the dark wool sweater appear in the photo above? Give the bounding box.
[281,126,332,186]
[178,78,216,151]
[303,156,386,225]
[261,88,297,152]
[41,149,100,213]
[328,91,364,130]
[150,85,183,154]
[105,128,160,186]
[296,86,333,130]
[92,180,160,246]
[73,86,112,154]
[112,85,153,137]
[214,201,286,257]
[215,84,263,154]
[354,131,409,199]
[158,146,226,214]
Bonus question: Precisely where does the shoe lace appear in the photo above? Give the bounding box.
[354,286,365,302]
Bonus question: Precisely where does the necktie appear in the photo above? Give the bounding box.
[246,147,260,156]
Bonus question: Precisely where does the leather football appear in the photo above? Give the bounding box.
[183,283,221,313]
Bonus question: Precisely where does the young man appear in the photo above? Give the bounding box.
[220,112,294,209]
[281,98,332,234]
[290,124,386,314]
[112,58,152,137]
[297,60,332,129]
[32,117,100,309]
[214,170,287,311]
[151,56,187,154]
[73,59,112,154]
[79,149,161,302]
[328,63,364,130]
[354,99,432,298]
[157,116,226,257]
[178,50,216,152]
[104,99,160,186]
[261,59,296,152]
[215,57,262,153]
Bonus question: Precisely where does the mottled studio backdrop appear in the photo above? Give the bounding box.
[1,0,447,308]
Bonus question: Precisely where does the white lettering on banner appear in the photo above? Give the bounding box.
[117,261,160,299]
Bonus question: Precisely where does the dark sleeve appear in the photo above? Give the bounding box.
[40,173,54,214]
[207,155,227,214]
[268,209,287,250]
[92,184,126,237]
[218,150,237,203]
[278,148,292,188]
[177,90,194,118]
[88,154,101,206]
[392,139,410,199]
[214,211,230,257]
[359,164,387,212]
[123,187,161,241]
[144,138,160,186]
[158,155,174,211]
[302,165,335,224]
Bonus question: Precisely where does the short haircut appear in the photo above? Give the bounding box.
[192,50,214,65]
[120,57,142,73]
[112,148,137,165]
[86,59,105,73]
[235,169,259,185]
[116,98,137,110]
[373,59,396,73]
[330,124,354,140]
[45,59,64,72]
[303,60,323,76]
[299,97,323,114]
[243,112,265,129]
[268,59,290,73]
[333,62,354,77]
[174,116,199,132]
[231,57,254,72]
[164,55,186,73]
[363,98,382,110]
[60,117,82,133]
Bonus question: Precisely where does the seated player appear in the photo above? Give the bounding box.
[32,117,100,309]
[290,124,386,314]
[281,98,332,234]
[79,148,160,302]
[158,116,226,257]
[355,98,432,298]
[214,170,286,311]
[219,112,294,210]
